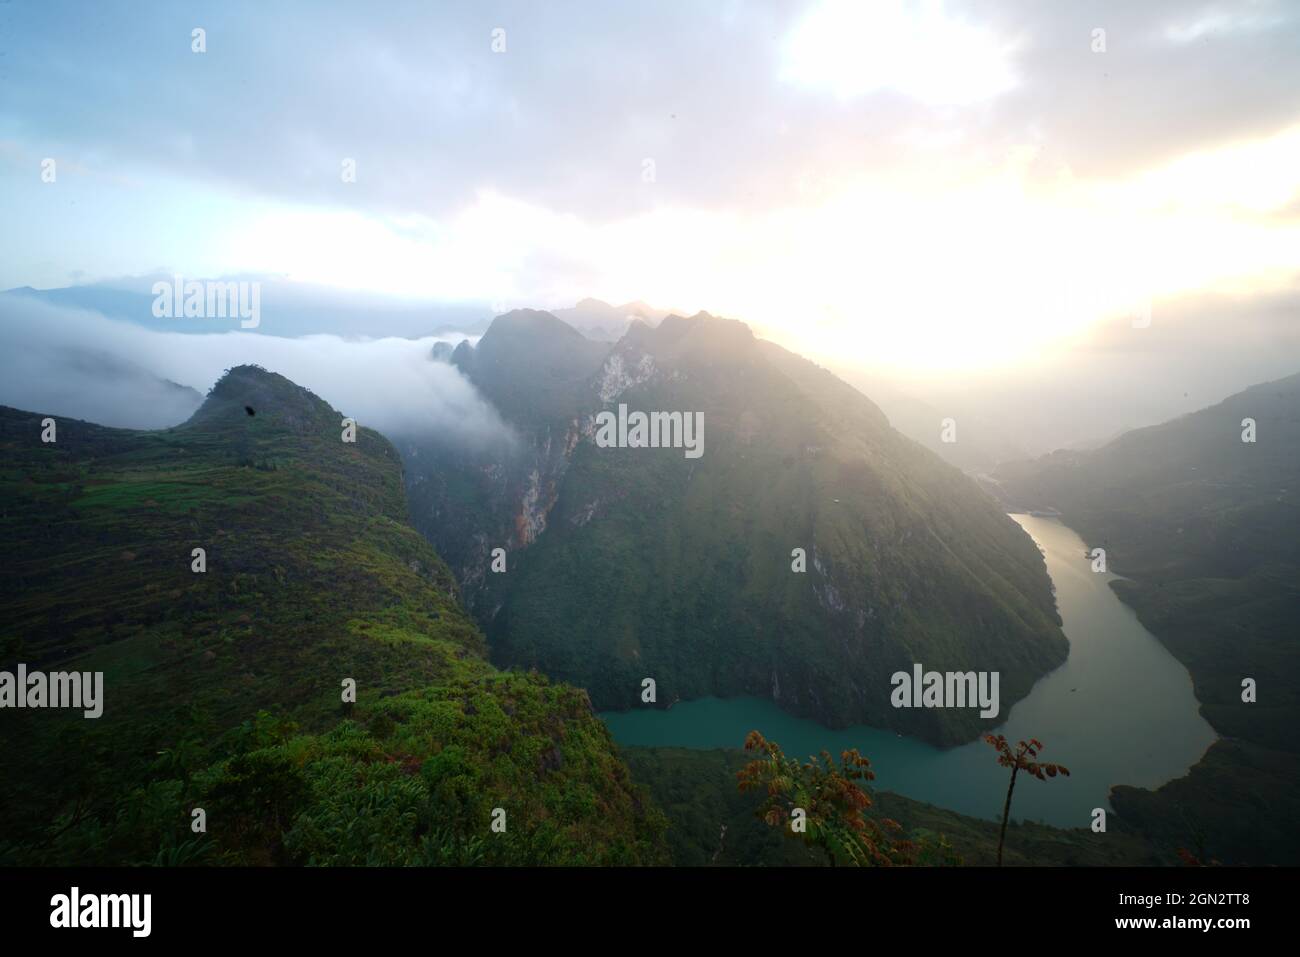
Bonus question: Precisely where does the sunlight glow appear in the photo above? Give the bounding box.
[780,0,1020,106]
[229,123,1300,374]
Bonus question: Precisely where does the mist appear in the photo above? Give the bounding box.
[830,279,1300,467]
[0,296,516,449]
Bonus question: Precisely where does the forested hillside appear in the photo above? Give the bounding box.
[0,365,666,865]
[405,311,1066,746]
[994,372,1300,864]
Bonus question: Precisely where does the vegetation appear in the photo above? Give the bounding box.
[736,730,938,866]
[0,366,666,865]
[1110,739,1300,866]
[984,735,1070,866]
[626,739,1156,867]
[7,353,1288,866]
[408,312,1068,746]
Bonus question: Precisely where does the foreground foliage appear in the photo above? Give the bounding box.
[736,731,959,866]
[985,735,1070,866]
[626,745,1158,866]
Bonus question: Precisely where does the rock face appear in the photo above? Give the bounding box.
[400,312,1067,747]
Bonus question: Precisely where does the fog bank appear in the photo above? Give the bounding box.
[0,296,514,448]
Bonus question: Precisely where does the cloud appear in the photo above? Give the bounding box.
[1079,278,1300,362]
[6,0,1297,225]
[0,331,204,430]
[780,0,1022,106]
[0,296,517,449]
[2,1,1297,379]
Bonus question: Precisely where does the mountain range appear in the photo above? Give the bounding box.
[549,298,671,342]
[3,341,1295,865]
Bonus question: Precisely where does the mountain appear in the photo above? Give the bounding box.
[452,309,611,423]
[550,298,669,342]
[993,371,1300,863]
[0,365,666,865]
[401,311,1067,747]
[993,371,1300,749]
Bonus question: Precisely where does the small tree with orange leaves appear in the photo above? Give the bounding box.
[985,734,1070,866]
[737,730,918,866]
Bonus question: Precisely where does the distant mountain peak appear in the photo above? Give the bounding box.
[551,298,669,342]
[637,310,756,356]
[485,308,583,337]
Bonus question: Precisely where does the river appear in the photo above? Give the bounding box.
[600,514,1217,827]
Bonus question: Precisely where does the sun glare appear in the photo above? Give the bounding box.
[780,0,1020,106]
[228,115,1300,373]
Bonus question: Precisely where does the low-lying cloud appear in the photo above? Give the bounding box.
[0,296,515,449]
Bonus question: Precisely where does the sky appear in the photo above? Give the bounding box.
[1,0,1298,394]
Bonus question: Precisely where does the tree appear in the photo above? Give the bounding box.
[985,735,1069,866]
[737,730,920,866]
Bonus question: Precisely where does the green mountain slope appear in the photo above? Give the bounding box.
[0,365,666,865]
[993,371,1300,864]
[405,312,1067,747]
